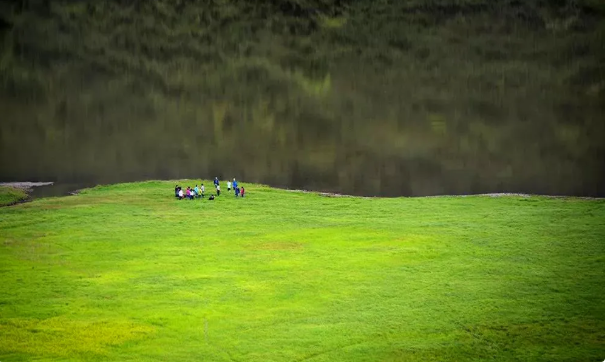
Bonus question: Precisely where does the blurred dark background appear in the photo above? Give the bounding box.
[1,0,604,196]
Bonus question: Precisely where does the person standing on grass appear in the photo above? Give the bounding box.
[217,184,221,196]
[194,185,200,198]
[241,187,245,198]
[232,178,238,196]
[227,180,232,192]
[214,177,219,189]
[201,184,205,198]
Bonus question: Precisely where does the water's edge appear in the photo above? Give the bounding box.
[0,180,605,207]
[0,182,54,190]
[1,181,603,208]
[0,182,89,205]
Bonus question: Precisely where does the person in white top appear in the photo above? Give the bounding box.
[178,189,184,199]
[217,185,221,196]
[201,184,205,196]
[227,181,232,191]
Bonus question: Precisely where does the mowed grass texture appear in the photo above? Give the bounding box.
[0,181,604,362]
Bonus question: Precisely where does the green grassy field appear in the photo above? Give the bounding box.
[0,186,27,207]
[0,181,604,361]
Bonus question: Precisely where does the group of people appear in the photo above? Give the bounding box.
[175,184,207,200]
[224,178,245,197]
[174,177,245,200]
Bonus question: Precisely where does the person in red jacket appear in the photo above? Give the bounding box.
[241,187,245,198]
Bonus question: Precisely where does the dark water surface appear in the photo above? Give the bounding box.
[1,103,604,197]
[28,183,93,199]
[1,0,604,197]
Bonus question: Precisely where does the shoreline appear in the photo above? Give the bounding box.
[1,181,603,204]
[283,188,605,200]
[0,181,54,191]
[0,182,54,207]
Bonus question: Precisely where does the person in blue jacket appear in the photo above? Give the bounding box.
[213,177,219,189]
[232,178,238,196]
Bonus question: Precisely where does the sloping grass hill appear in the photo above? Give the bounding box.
[0,181,604,361]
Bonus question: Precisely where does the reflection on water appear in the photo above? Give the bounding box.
[1,1,604,197]
[1,108,603,198]
[1,89,604,197]
[29,184,93,199]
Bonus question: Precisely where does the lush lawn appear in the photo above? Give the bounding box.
[0,186,28,207]
[0,181,604,362]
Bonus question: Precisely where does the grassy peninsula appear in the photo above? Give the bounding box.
[0,186,27,206]
[0,181,604,361]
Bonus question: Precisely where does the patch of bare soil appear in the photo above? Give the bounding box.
[251,242,303,250]
[0,182,54,192]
